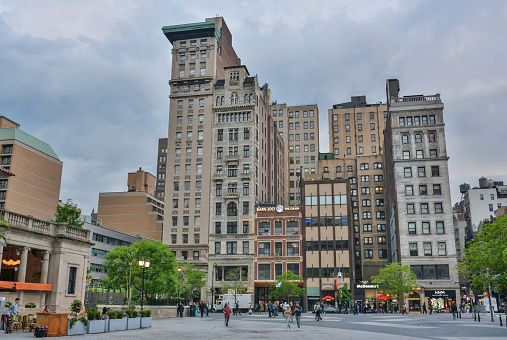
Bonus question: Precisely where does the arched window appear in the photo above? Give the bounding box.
[429,133,436,142]
[216,97,220,106]
[249,94,253,103]
[221,96,224,106]
[227,202,237,216]
[402,135,409,144]
[244,94,249,104]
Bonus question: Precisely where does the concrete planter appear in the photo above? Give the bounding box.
[88,320,107,334]
[140,316,152,328]
[67,320,87,335]
[108,318,127,332]
[127,317,141,329]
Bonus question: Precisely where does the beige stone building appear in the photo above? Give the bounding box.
[384,79,459,312]
[271,104,319,205]
[161,18,242,271]
[154,138,168,201]
[0,209,92,313]
[301,175,351,310]
[327,97,389,304]
[0,116,62,221]
[97,168,164,241]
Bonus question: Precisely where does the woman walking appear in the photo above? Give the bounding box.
[294,302,302,331]
[224,303,232,327]
[284,302,293,331]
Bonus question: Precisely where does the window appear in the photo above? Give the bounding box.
[345,124,350,132]
[217,129,223,141]
[358,124,362,131]
[378,236,386,244]
[243,183,249,195]
[422,222,430,234]
[243,241,249,255]
[429,149,437,158]
[287,242,299,256]
[68,267,77,294]
[187,131,192,140]
[362,199,371,207]
[199,98,205,107]
[227,222,237,234]
[174,181,179,191]
[405,185,414,196]
[491,194,495,200]
[416,150,424,159]
[217,147,223,159]
[407,204,415,214]
[376,198,384,206]
[228,165,238,177]
[171,234,177,244]
[422,115,428,124]
[364,237,373,244]
[178,100,183,109]
[216,203,222,215]
[418,167,426,177]
[408,222,416,234]
[436,221,445,234]
[375,186,383,194]
[423,242,432,256]
[414,116,420,125]
[419,185,427,195]
[403,151,410,159]
[227,202,237,216]
[407,117,413,125]
[370,123,375,130]
[399,117,405,126]
[176,132,182,142]
[244,128,250,139]
[434,203,443,213]
[409,243,418,256]
[183,234,188,244]
[215,222,221,234]
[364,250,373,258]
[430,115,436,124]
[227,242,237,254]
[363,211,372,219]
[258,264,270,280]
[357,112,362,120]
[242,202,249,214]
[287,221,299,235]
[258,222,270,235]
[361,175,369,182]
[415,134,422,143]
[438,242,446,256]
[258,242,270,257]
[243,221,249,234]
[347,147,351,155]
[377,224,386,231]
[363,224,372,232]
[177,115,183,125]
[402,135,409,144]
[404,167,412,177]
[421,203,429,214]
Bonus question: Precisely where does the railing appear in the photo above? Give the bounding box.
[0,208,90,242]
[390,94,441,106]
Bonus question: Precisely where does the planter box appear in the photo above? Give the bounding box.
[67,320,87,336]
[127,317,141,329]
[140,316,152,328]
[88,319,107,334]
[108,318,127,332]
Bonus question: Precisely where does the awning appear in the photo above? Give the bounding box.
[15,282,52,291]
[0,281,14,289]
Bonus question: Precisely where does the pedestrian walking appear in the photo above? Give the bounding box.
[223,303,232,327]
[284,302,292,331]
[200,301,206,318]
[268,301,272,318]
[248,303,252,315]
[402,304,408,315]
[422,302,427,314]
[429,303,433,315]
[294,302,302,331]
[235,301,241,316]
[290,302,295,323]
[451,301,457,319]
[315,303,323,321]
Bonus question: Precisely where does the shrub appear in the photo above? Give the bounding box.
[86,308,101,321]
[115,310,125,319]
[125,309,139,318]
[106,310,117,319]
[139,309,151,317]
[5,302,11,307]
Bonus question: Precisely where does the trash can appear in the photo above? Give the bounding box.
[189,305,196,317]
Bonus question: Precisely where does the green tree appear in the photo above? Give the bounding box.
[54,199,84,228]
[220,267,248,302]
[372,262,417,305]
[0,219,10,243]
[177,263,206,302]
[270,270,307,303]
[102,240,178,306]
[336,283,352,306]
[458,215,507,321]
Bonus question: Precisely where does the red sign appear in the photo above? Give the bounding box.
[377,294,390,299]
[462,295,466,299]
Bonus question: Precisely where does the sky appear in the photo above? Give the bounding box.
[1,0,506,215]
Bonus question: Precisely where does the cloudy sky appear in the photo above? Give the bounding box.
[1,0,506,214]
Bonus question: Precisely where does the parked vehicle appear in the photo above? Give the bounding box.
[213,294,252,313]
[323,306,338,313]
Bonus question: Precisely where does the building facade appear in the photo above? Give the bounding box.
[327,97,389,303]
[301,175,352,310]
[154,138,168,201]
[384,79,459,312]
[0,116,62,221]
[97,168,164,241]
[253,205,303,311]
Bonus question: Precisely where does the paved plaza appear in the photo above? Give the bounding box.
[3,312,507,339]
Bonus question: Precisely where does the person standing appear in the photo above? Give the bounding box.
[284,302,292,331]
[177,302,184,317]
[235,301,241,315]
[267,301,272,318]
[223,303,232,327]
[422,302,427,314]
[290,302,295,323]
[429,303,433,315]
[9,298,20,315]
[451,301,457,319]
[294,302,302,331]
[200,301,206,318]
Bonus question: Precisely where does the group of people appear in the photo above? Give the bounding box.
[9,297,50,315]
[176,301,212,317]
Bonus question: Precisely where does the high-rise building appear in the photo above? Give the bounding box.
[301,175,351,311]
[161,17,242,270]
[327,97,389,303]
[97,168,164,240]
[384,79,459,311]
[0,116,62,220]
[154,138,168,201]
[271,104,319,205]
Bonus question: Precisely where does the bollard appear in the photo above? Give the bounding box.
[459,311,461,319]
[500,315,503,327]
[478,313,480,322]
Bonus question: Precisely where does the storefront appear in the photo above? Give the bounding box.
[408,291,421,313]
[355,284,379,312]
[425,290,457,312]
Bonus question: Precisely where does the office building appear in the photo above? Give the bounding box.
[384,79,459,312]
[155,138,168,201]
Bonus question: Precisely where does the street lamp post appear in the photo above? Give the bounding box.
[138,257,150,311]
[177,266,183,301]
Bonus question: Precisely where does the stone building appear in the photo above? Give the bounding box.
[0,116,62,221]
[154,138,168,201]
[384,79,459,312]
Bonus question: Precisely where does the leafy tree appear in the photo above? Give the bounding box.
[220,267,248,302]
[54,199,84,228]
[176,263,206,302]
[372,262,417,305]
[102,240,178,307]
[0,219,10,243]
[458,215,507,321]
[336,283,352,306]
[270,270,306,303]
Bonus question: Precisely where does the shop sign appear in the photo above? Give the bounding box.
[377,294,390,299]
[322,284,334,290]
[427,290,453,297]
[356,284,378,289]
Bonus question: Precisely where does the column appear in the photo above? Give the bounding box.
[17,247,30,282]
[40,251,50,284]
[0,243,4,277]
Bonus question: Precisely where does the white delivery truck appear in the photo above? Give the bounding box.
[476,297,498,313]
[213,294,252,313]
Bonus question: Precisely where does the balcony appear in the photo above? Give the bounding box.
[225,155,240,163]
[213,174,224,181]
[224,192,239,199]
[240,173,250,180]
[390,94,442,107]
